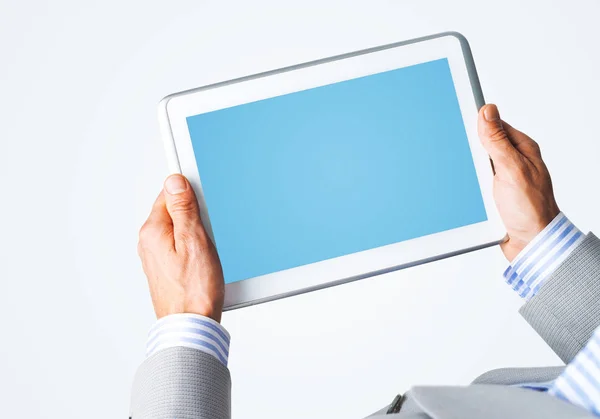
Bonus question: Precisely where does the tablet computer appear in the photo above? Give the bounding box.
[158,32,505,310]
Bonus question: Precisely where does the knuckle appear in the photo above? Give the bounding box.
[529,140,542,155]
[138,222,155,243]
[488,126,509,142]
[137,240,145,257]
[138,221,168,247]
[170,197,197,214]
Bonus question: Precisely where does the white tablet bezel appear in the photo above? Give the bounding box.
[158,32,505,310]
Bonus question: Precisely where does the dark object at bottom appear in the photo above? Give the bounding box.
[386,394,406,414]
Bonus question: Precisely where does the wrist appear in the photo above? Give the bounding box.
[154,288,224,323]
[184,294,224,323]
[503,205,561,262]
[187,305,222,323]
[503,212,584,300]
[156,305,222,323]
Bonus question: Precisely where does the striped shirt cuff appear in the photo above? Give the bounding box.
[548,327,600,415]
[503,212,585,301]
[146,313,231,367]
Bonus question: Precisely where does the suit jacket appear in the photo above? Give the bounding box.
[130,233,600,419]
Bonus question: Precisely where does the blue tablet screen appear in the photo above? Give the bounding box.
[187,58,487,284]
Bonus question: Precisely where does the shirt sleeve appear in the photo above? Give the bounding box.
[146,313,231,367]
[503,212,585,301]
[548,326,600,415]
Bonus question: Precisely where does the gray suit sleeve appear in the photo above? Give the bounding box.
[130,346,231,419]
[520,233,600,364]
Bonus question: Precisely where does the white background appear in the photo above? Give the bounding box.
[1,1,599,418]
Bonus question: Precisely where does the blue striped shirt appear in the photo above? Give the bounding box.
[550,333,600,415]
[503,212,585,301]
[147,212,600,416]
[503,212,600,416]
[147,313,230,366]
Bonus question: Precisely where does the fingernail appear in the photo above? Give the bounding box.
[165,175,188,195]
[484,104,501,122]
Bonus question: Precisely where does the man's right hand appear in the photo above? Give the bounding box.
[478,104,561,262]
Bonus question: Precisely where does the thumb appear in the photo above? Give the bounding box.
[163,174,202,240]
[477,104,519,172]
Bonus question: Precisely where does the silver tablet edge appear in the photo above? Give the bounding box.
[157,31,505,311]
[225,238,505,311]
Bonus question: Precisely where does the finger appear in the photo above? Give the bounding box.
[478,104,521,172]
[163,174,204,245]
[139,190,174,252]
[501,120,542,159]
[146,190,171,226]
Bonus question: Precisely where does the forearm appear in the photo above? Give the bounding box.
[502,212,600,363]
[130,346,231,419]
[520,232,600,363]
[130,314,232,419]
